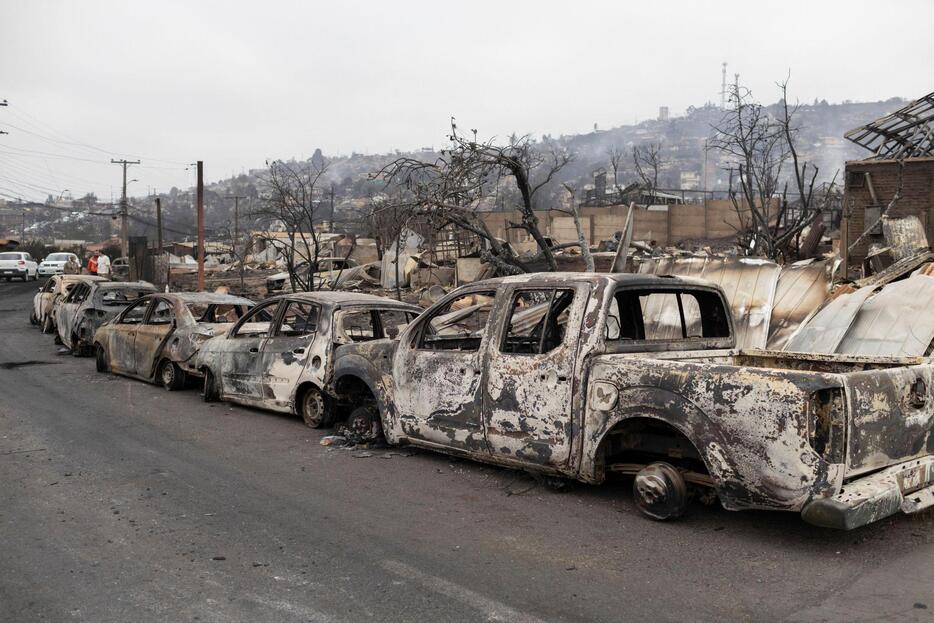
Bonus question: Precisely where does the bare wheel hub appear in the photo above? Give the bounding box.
[633,462,689,520]
[161,362,175,386]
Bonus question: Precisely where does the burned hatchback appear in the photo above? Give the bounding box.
[195,292,420,428]
[93,292,255,389]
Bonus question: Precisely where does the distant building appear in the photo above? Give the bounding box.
[680,171,701,190]
[658,106,670,122]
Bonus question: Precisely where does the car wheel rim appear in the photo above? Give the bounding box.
[162,364,174,386]
[302,390,325,427]
[633,462,688,520]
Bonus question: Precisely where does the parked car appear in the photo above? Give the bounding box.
[32,274,107,330]
[0,251,38,281]
[93,292,255,390]
[55,280,157,355]
[196,292,420,427]
[332,272,934,529]
[37,252,80,277]
[265,258,359,294]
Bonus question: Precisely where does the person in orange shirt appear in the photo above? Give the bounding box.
[87,252,99,275]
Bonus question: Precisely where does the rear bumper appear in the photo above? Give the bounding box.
[802,457,934,529]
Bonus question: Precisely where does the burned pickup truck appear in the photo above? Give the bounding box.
[333,272,934,529]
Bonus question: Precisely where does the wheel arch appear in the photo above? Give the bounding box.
[584,389,730,498]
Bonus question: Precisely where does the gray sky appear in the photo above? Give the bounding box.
[1,0,931,202]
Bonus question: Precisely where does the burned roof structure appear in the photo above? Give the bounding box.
[845,91,934,160]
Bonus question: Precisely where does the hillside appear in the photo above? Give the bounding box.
[4,96,906,245]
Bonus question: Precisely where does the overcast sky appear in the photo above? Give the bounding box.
[1,0,931,203]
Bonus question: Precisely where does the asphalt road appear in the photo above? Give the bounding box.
[2,279,934,622]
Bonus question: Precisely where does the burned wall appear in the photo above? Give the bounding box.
[843,157,934,263]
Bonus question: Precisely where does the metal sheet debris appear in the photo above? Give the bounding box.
[766,258,837,350]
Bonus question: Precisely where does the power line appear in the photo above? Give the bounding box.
[2,102,189,166]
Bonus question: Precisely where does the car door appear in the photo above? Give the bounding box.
[36,278,55,320]
[57,283,87,347]
[482,285,587,468]
[108,297,152,375]
[258,299,320,409]
[134,297,177,378]
[393,289,497,453]
[219,299,281,401]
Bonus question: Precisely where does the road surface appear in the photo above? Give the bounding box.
[1,278,933,622]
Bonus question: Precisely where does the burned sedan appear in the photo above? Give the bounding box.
[55,280,157,355]
[195,292,420,427]
[93,292,255,390]
[333,272,934,530]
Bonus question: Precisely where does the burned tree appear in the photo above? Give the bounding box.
[558,183,594,272]
[366,192,416,300]
[375,120,572,273]
[632,142,663,192]
[712,78,836,260]
[253,159,329,291]
[220,196,253,294]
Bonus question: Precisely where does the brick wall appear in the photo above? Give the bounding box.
[477,199,766,249]
[843,157,934,262]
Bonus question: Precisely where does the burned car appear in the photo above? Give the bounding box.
[196,292,420,427]
[31,274,107,332]
[93,292,255,390]
[54,280,157,355]
[332,272,934,529]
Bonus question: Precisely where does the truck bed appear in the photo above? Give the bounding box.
[600,347,934,480]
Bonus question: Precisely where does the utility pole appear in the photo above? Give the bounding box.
[225,195,246,245]
[21,210,25,242]
[703,138,709,211]
[111,159,140,258]
[196,161,204,291]
[155,197,163,252]
[328,184,335,233]
[155,196,168,290]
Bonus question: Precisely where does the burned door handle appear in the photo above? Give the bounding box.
[249,347,259,353]
[558,375,568,382]
[293,348,305,354]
